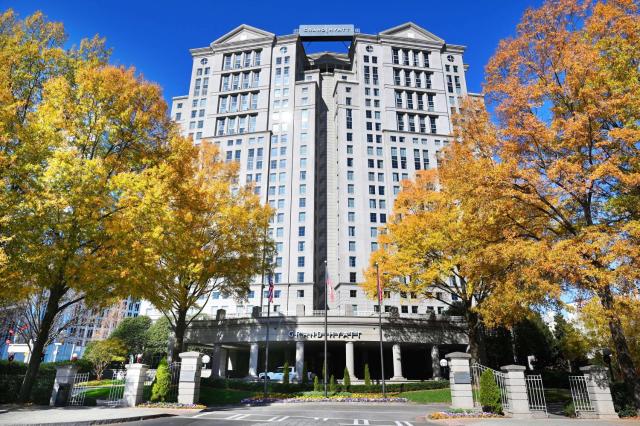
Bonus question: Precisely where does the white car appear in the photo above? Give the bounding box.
[258,365,296,382]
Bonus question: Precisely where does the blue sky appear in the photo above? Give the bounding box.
[4,0,542,103]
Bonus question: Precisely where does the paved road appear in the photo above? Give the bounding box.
[123,403,442,426]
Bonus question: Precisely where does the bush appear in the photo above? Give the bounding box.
[611,381,637,417]
[343,367,351,391]
[329,375,337,394]
[282,361,289,385]
[479,369,502,414]
[563,401,576,418]
[313,375,320,392]
[151,358,171,402]
[364,364,371,386]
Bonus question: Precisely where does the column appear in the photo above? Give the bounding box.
[391,343,405,381]
[218,348,228,378]
[445,352,474,409]
[248,343,259,378]
[123,363,148,407]
[580,365,618,419]
[501,365,532,418]
[345,342,356,380]
[50,364,79,406]
[431,345,440,379]
[211,344,221,378]
[178,351,203,405]
[295,341,305,382]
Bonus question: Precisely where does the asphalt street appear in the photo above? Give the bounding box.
[121,403,441,426]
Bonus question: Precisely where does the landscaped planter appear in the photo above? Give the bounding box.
[428,410,502,419]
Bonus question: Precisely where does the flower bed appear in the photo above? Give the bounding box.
[137,402,207,409]
[428,410,502,419]
[240,395,408,404]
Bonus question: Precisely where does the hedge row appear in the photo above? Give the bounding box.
[201,377,449,394]
[0,360,93,405]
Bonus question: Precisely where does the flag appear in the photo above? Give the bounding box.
[326,275,336,303]
[267,272,275,303]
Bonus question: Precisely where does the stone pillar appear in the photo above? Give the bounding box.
[248,343,259,378]
[178,351,203,405]
[123,363,148,407]
[295,341,305,382]
[218,348,228,378]
[211,344,221,378]
[50,364,79,406]
[580,365,618,419]
[345,341,356,380]
[501,365,532,418]
[445,352,473,409]
[431,345,440,379]
[391,343,405,381]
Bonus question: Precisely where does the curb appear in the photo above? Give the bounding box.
[3,413,175,426]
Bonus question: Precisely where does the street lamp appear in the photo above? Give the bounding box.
[375,262,386,397]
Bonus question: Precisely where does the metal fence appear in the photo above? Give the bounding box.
[471,363,510,412]
[525,374,548,414]
[569,375,595,416]
[68,372,90,406]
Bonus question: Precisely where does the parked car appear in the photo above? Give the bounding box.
[258,365,296,382]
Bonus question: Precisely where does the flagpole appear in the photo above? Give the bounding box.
[263,273,272,399]
[323,260,328,398]
[376,262,386,397]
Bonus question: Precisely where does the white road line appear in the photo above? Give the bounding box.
[275,416,290,422]
[395,422,413,426]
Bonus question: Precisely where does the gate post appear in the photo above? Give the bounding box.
[445,352,474,409]
[50,364,79,406]
[123,363,148,407]
[178,351,203,405]
[501,365,532,418]
[580,365,618,419]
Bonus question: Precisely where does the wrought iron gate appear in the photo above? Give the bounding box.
[471,363,510,411]
[106,369,127,406]
[68,372,90,406]
[569,375,595,417]
[525,374,548,414]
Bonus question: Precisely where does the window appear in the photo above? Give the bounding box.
[349,256,356,267]
[350,289,357,298]
[297,289,305,297]
[349,272,357,283]
[298,226,305,236]
[349,241,356,251]
[297,256,305,267]
[348,226,355,236]
[298,241,305,252]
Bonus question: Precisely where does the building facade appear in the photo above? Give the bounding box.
[141,22,479,380]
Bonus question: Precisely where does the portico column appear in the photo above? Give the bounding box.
[431,345,440,379]
[391,343,405,381]
[218,347,228,378]
[248,343,259,378]
[295,341,304,382]
[345,341,356,380]
[211,344,221,378]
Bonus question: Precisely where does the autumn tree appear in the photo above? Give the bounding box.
[479,0,640,407]
[120,137,273,360]
[83,338,127,380]
[0,10,173,401]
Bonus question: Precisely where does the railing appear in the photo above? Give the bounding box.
[471,363,510,412]
[569,375,595,416]
[68,372,90,406]
[526,374,548,414]
[209,310,464,322]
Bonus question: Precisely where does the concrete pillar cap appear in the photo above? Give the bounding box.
[179,351,203,359]
[445,352,471,360]
[501,364,526,372]
[125,363,148,369]
[54,364,79,372]
[579,365,607,373]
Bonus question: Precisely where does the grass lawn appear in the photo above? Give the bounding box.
[81,386,115,405]
[399,388,451,404]
[544,388,572,403]
[199,387,258,406]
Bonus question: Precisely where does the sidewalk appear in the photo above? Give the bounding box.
[0,405,192,426]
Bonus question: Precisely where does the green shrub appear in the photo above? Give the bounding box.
[313,375,320,392]
[563,401,576,418]
[611,381,637,417]
[282,361,289,385]
[364,364,371,386]
[343,367,351,391]
[479,369,502,414]
[151,358,171,402]
[329,375,337,394]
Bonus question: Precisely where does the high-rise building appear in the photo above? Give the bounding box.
[141,22,478,381]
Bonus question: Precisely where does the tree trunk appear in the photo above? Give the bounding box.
[465,310,487,364]
[17,285,65,403]
[598,286,640,409]
[171,308,188,362]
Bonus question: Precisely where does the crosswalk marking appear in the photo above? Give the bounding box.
[274,416,290,422]
[189,412,413,425]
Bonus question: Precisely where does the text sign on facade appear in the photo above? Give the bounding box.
[288,330,362,339]
[299,25,355,38]
[454,372,471,384]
